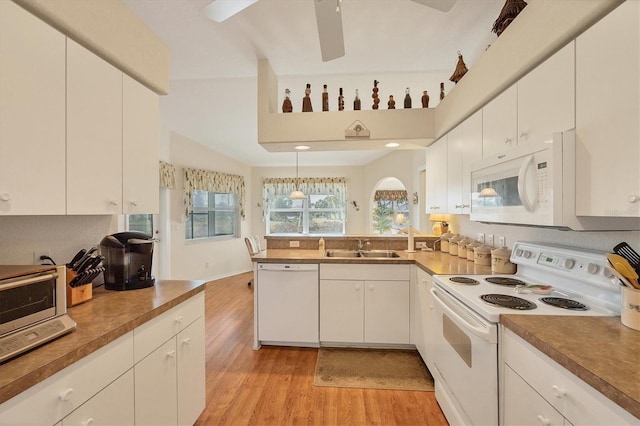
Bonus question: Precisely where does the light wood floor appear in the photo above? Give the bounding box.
[195,272,449,426]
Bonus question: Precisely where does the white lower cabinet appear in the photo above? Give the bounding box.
[62,370,135,426]
[501,327,637,426]
[320,264,410,345]
[0,293,205,426]
[415,267,436,371]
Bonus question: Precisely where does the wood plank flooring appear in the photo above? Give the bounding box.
[195,272,449,426]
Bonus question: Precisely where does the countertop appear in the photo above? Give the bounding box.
[0,279,206,404]
[251,248,494,276]
[501,315,640,420]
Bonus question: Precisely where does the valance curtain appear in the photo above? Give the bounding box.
[374,190,408,202]
[184,167,246,218]
[263,177,347,202]
[159,161,176,189]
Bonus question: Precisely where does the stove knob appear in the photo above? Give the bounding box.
[522,250,532,259]
[563,258,575,269]
[587,263,599,274]
[603,268,614,278]
[515,248,523,257]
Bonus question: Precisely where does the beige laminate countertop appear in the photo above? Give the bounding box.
[251,248,494,276]
[501,315,640,420]
[0,279,206,404]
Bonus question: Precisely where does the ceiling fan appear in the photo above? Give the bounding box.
[204,0,457,62]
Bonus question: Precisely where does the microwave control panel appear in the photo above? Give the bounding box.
[536,161,549,207]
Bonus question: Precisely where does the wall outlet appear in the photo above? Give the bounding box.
[289,241,300,248]
[416,242,427,249]
[33,249,50,265]
[498,236,506,248]
[486,234,494,247]
[477,233,485,244]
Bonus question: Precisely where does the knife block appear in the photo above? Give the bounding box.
[66,267,93,307]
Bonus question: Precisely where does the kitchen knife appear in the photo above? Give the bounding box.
[67,249,86,268]
[74,255,96,275]
[71,247,96,271]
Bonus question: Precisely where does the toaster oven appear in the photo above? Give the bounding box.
[0,265,76,363]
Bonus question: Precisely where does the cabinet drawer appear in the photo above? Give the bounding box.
[0,332,133,425]
[502,328,635,425]
[320,264,410,281]
[503,365,564,426]
[134,292,204,363]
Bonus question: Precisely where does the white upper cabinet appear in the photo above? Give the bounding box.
[123,75,159,215]
[576,1,640,217]
[448,110,482,214]
[517,42,575,146]
[67,39,123,215]
[482,85,517,159]
[0,1,66,215]
[425,138,448,214]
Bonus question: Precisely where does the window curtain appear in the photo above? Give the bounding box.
[159,161,176,189]
[263,177,347,202]
[184,167,246,219]
[374,190,408,202]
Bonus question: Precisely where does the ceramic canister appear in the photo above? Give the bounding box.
[474,245,492,266]
[457,237,472,258]
[449,234,462,256]
[466,240,482,261]
[621,286,640,332]
[440,232,454,252]
[491,247,517,274]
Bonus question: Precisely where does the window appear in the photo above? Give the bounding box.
[264,178,347,235]
[372,188,410,234]
[185,190,239,240]
[127,214,154,236]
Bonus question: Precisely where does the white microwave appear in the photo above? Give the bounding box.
[469,130,636,230]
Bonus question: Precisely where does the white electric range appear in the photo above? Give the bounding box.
[430,241,622,426]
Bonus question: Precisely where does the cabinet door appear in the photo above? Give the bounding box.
[482,84,517,159]
[446,125,463,213]
[576,1,639,217]
[417,269,436,372]
[123,75,159,214]
[364,280,410,344]
[134,338,177,426]
[460,110,483,213]
[62,370,134,426]
[425,138,448,214]
[177,317,205,426]
[66,39,123,215]
[0,1,66,215]
[518,42,575,146]
[503,365,564,426]
[320,280,364,343]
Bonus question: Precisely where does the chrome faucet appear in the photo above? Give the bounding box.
[356,239,371,251]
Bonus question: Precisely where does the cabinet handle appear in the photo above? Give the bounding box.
[552,384,567,398]
[628,193,639,203]
[504,138,512,144]
[520,131,529,141]
[81,418,95,426]
[0,193,10,202]
[455,204,469,209]
[355,284,361,291]
[166,349,176,358]
[536,414,551,425]
[58,387,74,401]
[368,284,374,291]
[130,200,138,207]
[109,200,119,206]
[175,315,183,324]
[182,337,191,346]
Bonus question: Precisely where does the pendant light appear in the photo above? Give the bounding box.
[290,151,306,200]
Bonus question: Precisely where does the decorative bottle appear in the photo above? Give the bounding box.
[353,89,361,110]
[338,87,344,111]
[282,88,293,113]
[387,95,395,109]
[440,82,445,101]
[302,83,313,112]
[322,84,329,111]
[372,80,380,110]
[404,87,412,108]
[421,90,430,108]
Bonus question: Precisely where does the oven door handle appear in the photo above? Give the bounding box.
[1,272,58,290]
[430,287,496,343]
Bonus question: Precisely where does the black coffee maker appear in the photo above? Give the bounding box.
[99,231,155,291]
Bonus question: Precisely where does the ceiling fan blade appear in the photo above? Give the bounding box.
[409,0,457,13]
[314,0,345,62]
[203,0,258,23]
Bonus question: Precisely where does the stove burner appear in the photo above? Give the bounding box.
[480,294,537,310]
[449,277,479,285]
[485,277,527,287]
[539,297,589,311]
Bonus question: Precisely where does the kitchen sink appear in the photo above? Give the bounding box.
[324,250,400,258]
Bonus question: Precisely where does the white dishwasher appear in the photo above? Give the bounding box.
[256,263,319,347]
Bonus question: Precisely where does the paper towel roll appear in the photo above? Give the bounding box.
[407,226,415,252]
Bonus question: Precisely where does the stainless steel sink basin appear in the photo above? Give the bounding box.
[359,250,400,258]
[324,250,360,258]
[324,250,400,258]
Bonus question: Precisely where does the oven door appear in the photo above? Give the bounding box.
[431,286,498,426]
[0,272,58,336]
